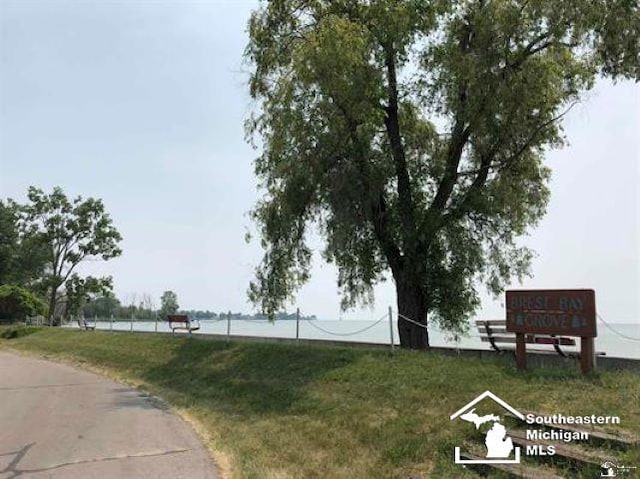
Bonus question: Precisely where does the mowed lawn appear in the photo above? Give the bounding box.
[2,327,639,478]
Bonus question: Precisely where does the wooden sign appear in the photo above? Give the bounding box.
[506,289,597,337]
[506,289,597,374]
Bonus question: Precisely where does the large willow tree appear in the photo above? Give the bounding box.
[246,0,638,349]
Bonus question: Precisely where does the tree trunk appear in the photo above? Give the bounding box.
[47,287,58,326]
[395,279,429,350]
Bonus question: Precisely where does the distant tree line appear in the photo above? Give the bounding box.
[82,290,318,321]
[82,294,153,320]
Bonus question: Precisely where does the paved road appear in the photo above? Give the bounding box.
[0,351,219,478]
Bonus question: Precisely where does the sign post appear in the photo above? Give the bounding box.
[580,336,595,375]
[388,306,395,352]
[515,333,526,370]
[506,289,597,374]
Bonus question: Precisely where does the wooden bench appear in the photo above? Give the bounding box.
[477,320,579,357]
[77,318,95,331]
[167,315,200,335]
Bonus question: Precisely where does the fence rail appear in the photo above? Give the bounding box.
[35,308,639,359]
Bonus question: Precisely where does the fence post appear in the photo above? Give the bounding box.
[388,306,395,352]
[130,312,133,333]
[227,311,231,341]
[155,312,158,333]
[296,308,300,343]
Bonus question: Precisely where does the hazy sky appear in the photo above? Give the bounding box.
[1,1,638,324]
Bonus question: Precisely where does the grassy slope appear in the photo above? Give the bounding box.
[2,328,639,479]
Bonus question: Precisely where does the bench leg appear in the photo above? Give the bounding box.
[580,337,595,374]
[484,321,502,354]
[552,342,567,358]
[515,333,527,371]
[487,336,502,354]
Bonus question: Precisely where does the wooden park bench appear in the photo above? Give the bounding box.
[77,317,95,331]
[167,315,200,335]
[476,320,604,358]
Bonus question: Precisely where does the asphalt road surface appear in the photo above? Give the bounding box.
[0,351,219,478]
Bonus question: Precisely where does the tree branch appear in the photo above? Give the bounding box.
[445,102,578,222]
[426,21,474,219]
[336,102,404,275]
[429,121,472,213]
[383,44,416,247]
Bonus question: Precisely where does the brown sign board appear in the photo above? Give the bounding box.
[506,289,597,338]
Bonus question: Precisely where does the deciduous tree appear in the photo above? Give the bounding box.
[65,275,113,320]
[0,284,46,322]
[0,200,48,288]
[21,187,122,324]
[246,0,639,348]
[159,290,179,318]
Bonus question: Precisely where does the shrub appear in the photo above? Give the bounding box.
[0,325,40,339]
[0,284,47,322]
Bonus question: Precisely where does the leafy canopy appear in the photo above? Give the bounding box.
[20,186,122,319]
[0,284,47,322]
[65,275,114,318]
[160,290,179,318]
[0,200,48,288]
[246,0,639,332]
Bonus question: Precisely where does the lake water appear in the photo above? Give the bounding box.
[73,318,640,360]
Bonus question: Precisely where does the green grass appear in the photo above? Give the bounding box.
[2,328,639,478]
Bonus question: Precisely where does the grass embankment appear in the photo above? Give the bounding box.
[1,327,639,478]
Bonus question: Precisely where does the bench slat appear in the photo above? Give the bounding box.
[481,336,519,344]
[533,337,576,346]
[477,326,508,333]
[480,336,576,346]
